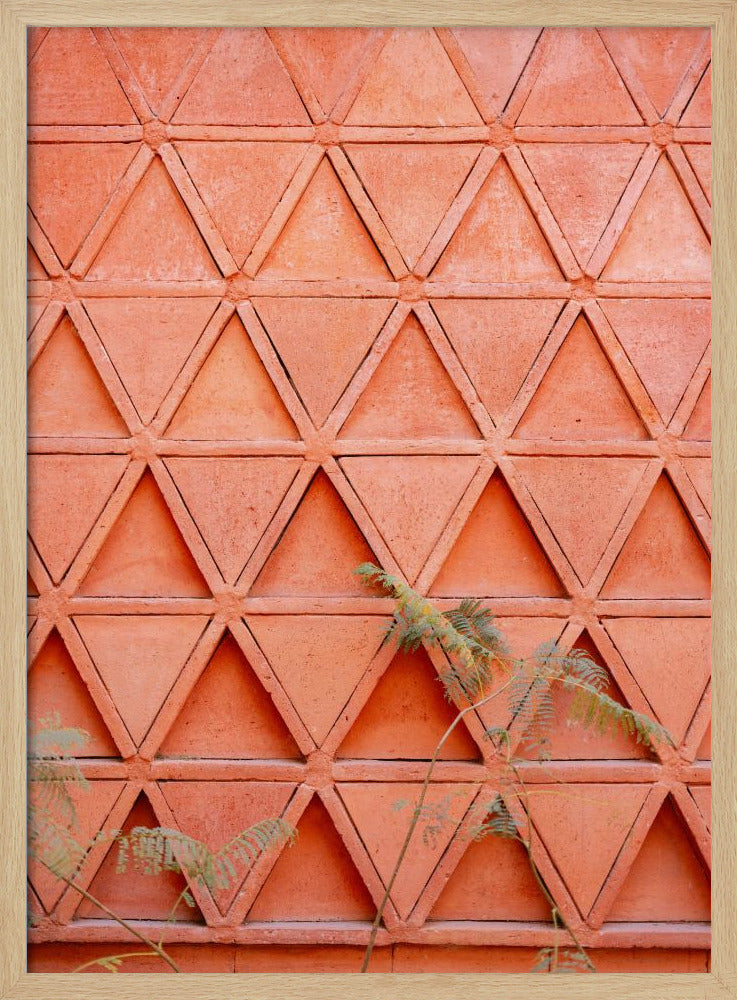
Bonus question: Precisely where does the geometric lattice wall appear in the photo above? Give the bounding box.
[27,27,711,973]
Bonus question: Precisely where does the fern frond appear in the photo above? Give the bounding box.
[472,795,517,840]
[28,805,87,880]
[567,683,671,749]
[508,669,555,761]
[533,946,592,974]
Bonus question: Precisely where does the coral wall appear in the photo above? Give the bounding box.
[27,27,711,973]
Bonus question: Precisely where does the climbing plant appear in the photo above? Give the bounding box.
[356,563,672,974]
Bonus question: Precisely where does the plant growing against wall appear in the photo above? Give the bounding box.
[28,715,296,973]
[356,564,672,974]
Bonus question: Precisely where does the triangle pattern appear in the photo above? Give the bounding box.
[27,298,47,334]
[697,724,711,759]
[429,824,551,920]
[684,145,711,202]
[27,242,48,279]
[681,64,711,126]
[253,297,393,426]
[28,313,128,438]
[430,470,565,598]
[269,28,374,115]
[74,614,207,746]
[602,28,707,117]
[160,780,295,913]
[176,141,307,266]
[28,142,137,268]
[28,629,118,756]
[683,457,711,514]
[165,314,299,441]
[514,456,648,582]
[258,157,391,280]
[78,469,210,598]
[338,781,477,920]
[28,28,137,125]
[604,617,710,746]
[338,314,480,440]
[345,143,481,268]
[450,27,541,118]
[28,454,128,583]
[76,793,204,921]
[341,455,478,582]
[337,647,481,760]
[159,632,300,759]
[247,614,383,744]
[166,457,300,583]
[173,28,309,125]
[517,28,642,126]
[684,375,711,440]
[601,475,711,600]
[27,571,39,597]
[518,631,649,760]
[601,156,710,282]
[29,779,125,914]
[86,297,219,424]
[345,28,482,126]
[528,783,649,916]
[601,299,711,423]
[433,158,563,282]
[110,28,207,114]
[521,144,644,267]
[249,471,378,598]
[514,314,648,441]
[434,298,563,423]
[689,786,711,831]
[247,796,375,920]
[606,798,710,921]
[87,158,220,281]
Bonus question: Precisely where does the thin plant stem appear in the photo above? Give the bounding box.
[71,951,162,974]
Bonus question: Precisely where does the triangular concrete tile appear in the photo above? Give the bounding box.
[27,242,48,279]
[514,457,647,582]
[684,376,710,440]
[86,297,218,424]
[160,780,295,913]
[176,142,306,266]
[697,724,711,759]
[341,455,478,582]
[346,144,481,268]
[28,314,128,438]
[680,64,711,126]
[165,314,298,441]
[522,144,643,267]
[27,298,47,333]
[270,28,374,115]
[254,297,393,426]
[433,159,563,282]
[338,781,477,920]
[450,27,541,118]
[166,457,300,583]
[601,475,711,600]
[604,617,710,745]
[78,470,210,598]
[514,315,648,441]
[517,28,641,125]
[28,143,137,268]
[173,28,309,125]
[28,454,127,583]
[601,157,710,282]
[430,471,565,598]
[684,145,711,202]
[247,796,375,920]
[337,647,480,760]
[258,157,391,280]
[28,28,136,125]
[434,298,563,423]
[689,786,710,830]
[110,28,207,115]
[529,783,649,916]
[606,798,710,921]
[339,314,480,440]
[683,457,711,514]
[28,629,118,756]
[602,299,711,423]
[158,632,301,759]
[429,827,551,920]
[249,471,378,598]
[74,614,207,746]
[602,28,707,117]
[247,614,383,744]
[76,792,204,922]
[87,158,220,281]
[345,28,482,126]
